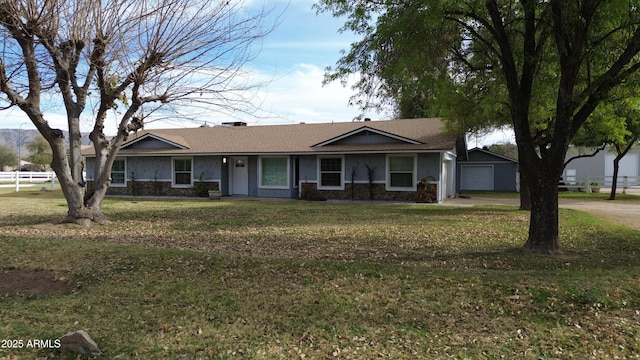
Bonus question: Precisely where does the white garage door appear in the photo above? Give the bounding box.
[461,165,493,190]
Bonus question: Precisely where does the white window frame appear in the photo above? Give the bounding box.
[386,154,417,191]
[259,156,290,189]
[317,155,345,190]
[172,157,193,188]
[110,158,127,187]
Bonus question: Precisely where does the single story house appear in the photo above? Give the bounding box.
[563,147,640,188]
[456,147,519,192]
[84,118,467,202]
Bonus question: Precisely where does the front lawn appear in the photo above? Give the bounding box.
[1,190,639,359]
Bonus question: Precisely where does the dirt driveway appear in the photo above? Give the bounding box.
[443,189,640,232]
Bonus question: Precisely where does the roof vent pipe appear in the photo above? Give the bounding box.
[222,121,247,127]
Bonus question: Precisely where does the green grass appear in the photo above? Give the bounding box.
[1,189,640,359]
[460,189,640,202]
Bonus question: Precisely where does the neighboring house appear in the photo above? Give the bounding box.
[83,118,467,202]
[456,147,519,192]
[563,147,640,187]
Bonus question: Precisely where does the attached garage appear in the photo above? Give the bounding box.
[457,148,519,192]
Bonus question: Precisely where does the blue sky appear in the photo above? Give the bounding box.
[235,0,367,125]
[2,0,512,146]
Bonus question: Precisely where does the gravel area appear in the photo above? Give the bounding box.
[444,188,640,231]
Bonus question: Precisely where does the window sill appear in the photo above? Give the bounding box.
[259,185,290,190]
[386,186,415,192]
[317,186,345,191]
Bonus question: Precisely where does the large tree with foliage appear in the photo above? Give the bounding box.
[0,145,17,169]
[316,0,640,253]
[1,0,273,224]
[26,135,52,171]
[571,94,640,199]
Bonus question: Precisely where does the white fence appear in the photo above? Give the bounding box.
[0,171,57,191]
[559,175,639,192]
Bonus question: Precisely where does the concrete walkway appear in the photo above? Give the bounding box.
[443,188,640,232]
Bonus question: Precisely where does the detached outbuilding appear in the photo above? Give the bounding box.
[457,147,518,192]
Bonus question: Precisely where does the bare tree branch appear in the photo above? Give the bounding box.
[0,0,276,224]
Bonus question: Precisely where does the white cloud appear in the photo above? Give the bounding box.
[252,63,364,124]
[1,1,368,135]
[0,108,68,132]
[467,128,516,148]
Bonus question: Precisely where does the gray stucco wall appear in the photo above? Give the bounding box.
[297,153,441,185]
[128,139,177,149]
[248,156,258,196]
[493,163,518,191]
[86,155,224,183]
[194,156,223,181]
[345,154,386,182]
[417,153,441,181]
[335,132,405,145]
[87,151,447,197]
[127,157,171,181]
[298,155,317,183]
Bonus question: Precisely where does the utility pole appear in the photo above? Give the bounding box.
[15,122,27,192]
[17,122,28,170]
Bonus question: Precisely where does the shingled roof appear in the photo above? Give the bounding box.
[84,118,461,156]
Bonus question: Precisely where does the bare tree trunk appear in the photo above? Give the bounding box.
[517,147,531,210]
[608,141,637,200]
[519,169,531,210]
[1,0,274,226]
[515,122,565,253]
[68,115,85,189]
[41,126,108,225]
[522,173,561,253]
[609,157,620,200]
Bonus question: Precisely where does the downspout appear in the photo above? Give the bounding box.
[439,152,445,203]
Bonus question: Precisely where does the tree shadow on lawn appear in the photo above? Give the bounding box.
[105,200,524,229]
[2,199,638,273]
[432,224,640,273]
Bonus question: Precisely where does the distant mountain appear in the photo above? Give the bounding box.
[0,129,91,155]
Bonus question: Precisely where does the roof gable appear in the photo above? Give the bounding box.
[468,147,517,162]
[313,126,422,147]
[82,118,461,157]
[121,133,190,150]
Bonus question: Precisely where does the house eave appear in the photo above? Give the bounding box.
[467,147,518,163]
[121,133,190,150]
[312,126,424,147]
[85,148,457,158]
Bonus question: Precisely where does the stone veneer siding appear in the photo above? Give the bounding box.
[90,181,424,201]
[88,181,219,197]
[301,182,419,201]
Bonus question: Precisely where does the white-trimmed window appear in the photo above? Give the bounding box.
[260,156,289,188]
[318,156,344,189]
[173,158,192,187]
[387,155,416,190]
[110,158,126,187]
